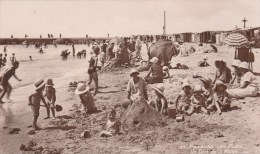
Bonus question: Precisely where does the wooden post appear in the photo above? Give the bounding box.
[163,11,166,35]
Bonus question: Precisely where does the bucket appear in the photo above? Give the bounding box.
[167,106,176,119]
[176,115,184,122]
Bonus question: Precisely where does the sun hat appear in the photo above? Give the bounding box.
[130,68,139,77]
[150,57,159,63]
[231,59,241,67]
[193,85,203,93]
[46,78,54,86]
[152,84,165,95]
[162,66,169,71]
[199,77,212,86]
[75,83,90,95]
[34,79,45,90]
[238,62,249,70]
[213,80,227,91]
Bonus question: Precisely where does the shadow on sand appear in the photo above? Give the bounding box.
[44,125,77,131]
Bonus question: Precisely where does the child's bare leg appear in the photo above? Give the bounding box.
[33,115,41,130]
[186,106,195,116]
[45,106,50,119]
[207,104,215,110]
[51,107,55,117]
[201,107,209,114]
[214,101,222,115]
[93,72,98,96]
[6,84,12,100]
[99,131,113,137]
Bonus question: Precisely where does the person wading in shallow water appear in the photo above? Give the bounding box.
[0,61,22,103]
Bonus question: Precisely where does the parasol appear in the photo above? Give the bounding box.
[224,33,248,47]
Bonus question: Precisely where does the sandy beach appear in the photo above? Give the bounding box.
[0,44,259,154]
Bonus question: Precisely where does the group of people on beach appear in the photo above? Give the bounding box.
[0,37,259,138]
[126,57,259,118]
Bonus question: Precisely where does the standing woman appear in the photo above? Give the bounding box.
[88,47,99,96]
[227,62,259,98]
[135,36,142,60]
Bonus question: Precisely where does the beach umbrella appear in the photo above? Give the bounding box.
[224,33,248,47]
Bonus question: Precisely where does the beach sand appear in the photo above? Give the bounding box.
[1,45,260,154]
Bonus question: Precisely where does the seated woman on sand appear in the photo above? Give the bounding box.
[230,59,242,85]
[145,57,164,84]
[212,60,232,84]
[227,62,259,99]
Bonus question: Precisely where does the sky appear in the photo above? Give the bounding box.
[0,0,259,38]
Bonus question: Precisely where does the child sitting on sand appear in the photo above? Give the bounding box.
[162,66,170,78]
[100,109,126,137]
[28,79,48,130]
[199,77,214,110]
[75,83,97,114]
[151,84,168,115]
[198,56,210,67]
[173,63,189,69]
[44,78,56,119]
[190,85,209,115]
[174,82,193,115]
[213,80,231,115]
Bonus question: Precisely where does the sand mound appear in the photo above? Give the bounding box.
[121,99,167,131]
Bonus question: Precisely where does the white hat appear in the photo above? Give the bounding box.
[130,68,139,77]
[231,59,241,67]
[34,79,45,90]
[162,66,169,71]
[152,84,165,95]
[239,62,249,70]
[193,85,203,92]
[150,57,159,63]
[75,83,90,95]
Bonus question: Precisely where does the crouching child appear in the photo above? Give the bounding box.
[199,77,214,110]
[100,109,127,137]
[174,82,194,115]
[150,84,168,115]
[75,83,97,114]
[28,79,48,130]
[213,80,231,115]
[190,85,209,115]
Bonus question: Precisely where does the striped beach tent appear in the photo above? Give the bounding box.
[224,33,248,47]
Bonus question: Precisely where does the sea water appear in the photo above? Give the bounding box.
[0,44,92,126]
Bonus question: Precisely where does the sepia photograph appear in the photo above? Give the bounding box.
[0,0,260,153]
